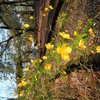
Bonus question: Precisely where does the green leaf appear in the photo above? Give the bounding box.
[32,75,35,87]
[62,12,66,18]
[56,54,60,64]
[82,33,87,38]
[56,43,61,47]
[47,90,52,98]
[84,37,88,43]
[57,17,61,23]
[75,34,83,41]
[66,0,69,3]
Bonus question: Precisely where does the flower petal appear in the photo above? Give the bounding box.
[96,46,100,53]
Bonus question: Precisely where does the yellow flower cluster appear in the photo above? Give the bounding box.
[43,13,46,17]
[21,23,29,34]
[88,28,95,37]
[45,43,54,50]
[29,35,33,42]
[31,59,37,65]
[44,7,49,13]
[30,16,33,20]
[79,39,86,50]
[49,5,53,10]
[42,56,47,60]
[57,44,72,61]
[17,90,24,97]
[59,32,72,40]
[17,80,26,87]
[23,23,29,28]
[44,5,53,13]
[39,58,42,63]
[43,5,53,17]
[45,64,51,70]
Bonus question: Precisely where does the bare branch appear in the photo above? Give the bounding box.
[0,15,9,27]
[12,10,34,14]
[0,31,23,55]
[0,26,35,32]
[0,32,22,45]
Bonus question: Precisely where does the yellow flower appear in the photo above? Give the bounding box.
[42,56,47,60]
[91,51,94,53]
[49,5,53,10]
[79,39,84,46]
[45,64,51,70]
[29,35,33,42]
[43,13,46,17]
[31,59,34,63]
[44,7,49,13]
[96,46,100,53]
[61,53,70,61]
[30,16,33,19]
[88,28,95,37]
[39,59,42,63]
[19,90,24,96]
[63,34,70,39]
[57,44,71,54]
[25,67,29,72]
[17,83,22,87]
[57,44,72,61]
[59,32,72,39]
[74,31,77,36]
[35,59,37,62]
[21,80,26,86]
[45,43,54,50]
[59,32,63,37]
[35,75,37,81]
[80,45,86,50]
[63,71,66,75]
[65,30,68,33]
[65,46,72,54]
[79,39,86,50]
[23,23,29,28]
[31,59,37,65]
[17,80,26,87]
[52,38,54,40]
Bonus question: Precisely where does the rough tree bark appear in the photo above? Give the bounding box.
[34,0,60,58]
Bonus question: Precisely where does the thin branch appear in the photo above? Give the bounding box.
[0,26,21,30]
[0,15,9,27]
[0,36,13,45]
[12,10,34,14]
[0,32,22,55]
[0,26,36,32]
[0,33,22,45]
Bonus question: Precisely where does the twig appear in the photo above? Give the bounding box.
[92,12,100,21]
[90,65,100,83]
